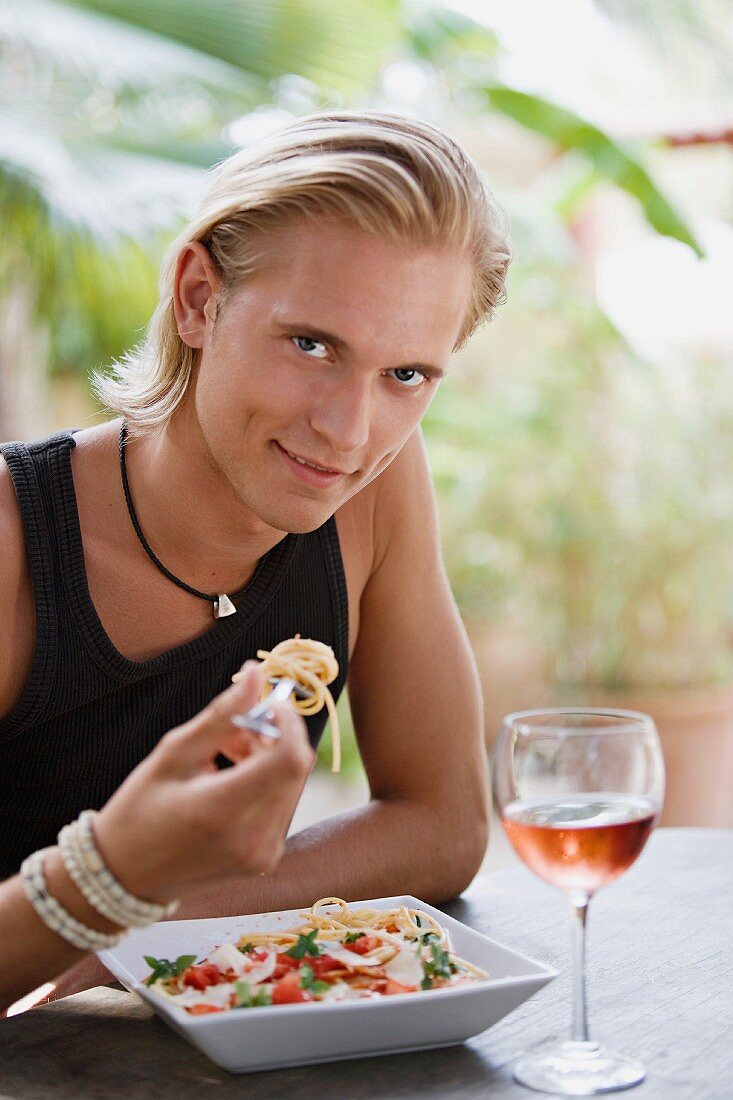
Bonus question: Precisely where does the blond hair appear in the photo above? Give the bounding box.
[95,111,511,429]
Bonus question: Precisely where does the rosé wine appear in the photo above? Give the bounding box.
[502,794,656,895]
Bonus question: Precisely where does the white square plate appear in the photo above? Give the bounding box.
[99,895,556,1074]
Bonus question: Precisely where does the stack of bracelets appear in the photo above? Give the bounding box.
[20,810,178,952]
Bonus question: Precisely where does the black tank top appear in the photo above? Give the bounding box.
[0,431,348,879]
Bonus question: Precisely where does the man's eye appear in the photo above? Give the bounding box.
[387,367,428,389]
[292,336,329,359]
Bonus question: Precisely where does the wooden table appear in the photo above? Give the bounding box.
[1,828,730,1099]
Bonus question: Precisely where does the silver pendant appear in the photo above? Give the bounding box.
[214,594,237,618]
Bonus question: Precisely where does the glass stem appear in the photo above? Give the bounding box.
[569,894,591,1043]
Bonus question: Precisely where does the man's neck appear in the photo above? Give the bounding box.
[122,407,285,595]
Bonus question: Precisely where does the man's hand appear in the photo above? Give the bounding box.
[93,661,315,904]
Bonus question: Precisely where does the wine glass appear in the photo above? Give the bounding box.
[493,708,665,1095]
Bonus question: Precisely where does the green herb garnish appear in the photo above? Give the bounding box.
[299,964,330,996]
[143,954,197,986]
[239,942,256,954]
[344,931,365,944]
[285,929,322,959]
[234,980,272,1008]
[421,941,453,987]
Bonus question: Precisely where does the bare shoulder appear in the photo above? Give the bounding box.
[334,466,377,658]
[334,431,435,653]
[370,428,439,571]
[0,453,35,719]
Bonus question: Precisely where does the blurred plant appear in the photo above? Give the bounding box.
[396,4,703,255]
[425,245,733,690]
[595,0,733,101]
[397,4,731,691]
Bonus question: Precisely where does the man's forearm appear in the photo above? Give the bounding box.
[177,795,487,920]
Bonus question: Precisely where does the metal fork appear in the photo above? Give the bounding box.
[230,677,312,740]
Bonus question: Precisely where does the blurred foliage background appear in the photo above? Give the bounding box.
[2,0,732,782]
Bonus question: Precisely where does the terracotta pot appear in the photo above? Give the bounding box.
[563,683,733,828]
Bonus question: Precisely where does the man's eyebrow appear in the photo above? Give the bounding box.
[279,321,446,379]
[281,322,349,351]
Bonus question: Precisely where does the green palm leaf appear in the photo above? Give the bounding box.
[0,0,258,99]
[71,0,399,93]
[399,5,703,257]
[1,0,401,250]
[481,85,703,257]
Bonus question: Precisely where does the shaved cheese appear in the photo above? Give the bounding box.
[318,980,353,1002]
[156,982,236,1009]
[317,942,386,969]
[384,947,423,987]
[207,942,248,977]
[240,948,277,985]
[194,943,277,986]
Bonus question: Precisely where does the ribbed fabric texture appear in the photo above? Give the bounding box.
[0,431,349,879]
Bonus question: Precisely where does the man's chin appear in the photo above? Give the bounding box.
[246,475,369,534]
[258,500,340,536]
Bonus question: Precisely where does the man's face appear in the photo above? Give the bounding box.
[187,218,473,534]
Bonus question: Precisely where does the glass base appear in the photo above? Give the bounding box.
[513,1040,646,1096]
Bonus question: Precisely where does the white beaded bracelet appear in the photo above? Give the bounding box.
[58,810,178,929]
[21,847,125,953]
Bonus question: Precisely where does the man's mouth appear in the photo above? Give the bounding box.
[282,447,343,474]
[276,442,354,486]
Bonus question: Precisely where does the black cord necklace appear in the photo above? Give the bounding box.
[119,422,251,619]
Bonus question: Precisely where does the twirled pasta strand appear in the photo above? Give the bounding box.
[235,636,341,771]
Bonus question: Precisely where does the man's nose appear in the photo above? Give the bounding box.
[309,376,372,455]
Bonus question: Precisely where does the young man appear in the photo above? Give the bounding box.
[0,112,511,996]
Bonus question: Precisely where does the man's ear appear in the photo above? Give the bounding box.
[173,241,223,349]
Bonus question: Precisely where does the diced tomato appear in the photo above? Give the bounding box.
[346,935,381,955]
[383,979,417,996]
[273,952,301,980]
[272,971,311,1005]
[362,977,414,996]
[185,1003,225,1015]
[182,964,223,990]
[308,955,342,978]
